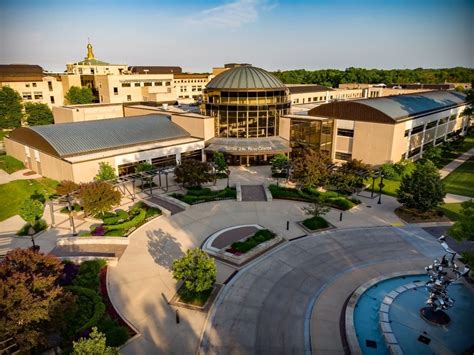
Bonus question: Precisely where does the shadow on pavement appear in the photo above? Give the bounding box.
[147,228,184,270]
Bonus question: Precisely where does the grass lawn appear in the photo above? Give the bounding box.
[0,155,25,174]
[436,133,474,168]
[437,203,463,221]
[365,177,400,197]
[442,157,474,197]
[0,178,58,221]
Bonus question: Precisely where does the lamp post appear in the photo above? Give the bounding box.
[377,173,385,205]
[226,168,231,188]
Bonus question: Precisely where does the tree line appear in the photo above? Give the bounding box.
[272,67,474,88]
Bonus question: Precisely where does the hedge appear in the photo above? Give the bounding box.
[302,216,329,230]
[172,187,236,204]
[104,209,146,231]
[65,286,106,334]
[103,209,129,225]
[231,229,276,253]
[326,197,355,210]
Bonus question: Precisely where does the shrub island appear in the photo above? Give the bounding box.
[226,229,276,255]
[85,201,161,237]
[269,185,359,210]
[171,186,236,205]
[302,216,330,231]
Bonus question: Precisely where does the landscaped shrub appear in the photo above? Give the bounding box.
[91,225,107,236]
[104,209,146,231]
[349,197,361,205]
[102,210,128,225]
[145,207,161,218]
[59,262,80,286]
[73,260,107,290]
[102,324,129,347]
[66,286,106,334]
[60,203,83,214]
[302,216,329,230]
[172,187,236,204]
[327,197,355,210]
[104,229,125,237]
[230,229,276,253]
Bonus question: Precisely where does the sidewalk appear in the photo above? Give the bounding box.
[439,147,474,179]
[0,169,42,184]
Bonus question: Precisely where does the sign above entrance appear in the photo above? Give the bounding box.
[205,137,291,156]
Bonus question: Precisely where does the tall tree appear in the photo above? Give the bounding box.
[0,249,70,352]
[19,199,44,227]
[271,153,289,177]
[174,160,213,188]
[448,200,474,242]
[24,102,54,126]
[396,160,446,212]
[94,162,117,182]
[0,86,23,128]
[78,182,121,216]
[65,86,94,105]
[172,248,216,294]
[212,151,228,173]
[292,149,330,188]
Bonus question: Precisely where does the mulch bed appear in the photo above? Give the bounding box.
[169,284,222,312]
[99,267,137,336]
[395,207,451,224]
[23,171,36,176]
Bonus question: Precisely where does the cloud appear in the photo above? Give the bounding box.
[190,0,277,28]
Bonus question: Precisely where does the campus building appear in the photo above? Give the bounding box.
[4,115,204,183]
[308,90,469,164]
[0,64,65,108]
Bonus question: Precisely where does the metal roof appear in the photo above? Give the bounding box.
[9,115,190,157]
[205,65,287,90]
[308,91,466,123]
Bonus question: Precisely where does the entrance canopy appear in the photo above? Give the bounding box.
[205,137,291,156]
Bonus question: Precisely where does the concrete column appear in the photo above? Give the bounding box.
[176,152,181,165]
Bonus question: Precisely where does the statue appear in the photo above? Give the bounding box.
[421,236,470,325]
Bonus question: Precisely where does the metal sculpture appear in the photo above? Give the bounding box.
[421,236,470,324]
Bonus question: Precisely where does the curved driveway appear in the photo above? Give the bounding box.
[200,226,443,354]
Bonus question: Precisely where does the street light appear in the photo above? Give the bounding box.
[377,173,385,205]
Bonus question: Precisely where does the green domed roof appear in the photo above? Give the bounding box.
[206,65,286,90]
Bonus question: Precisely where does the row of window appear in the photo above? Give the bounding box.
[404,115,459,137]
[175,79,207,83]
[335,151,352,161]
[121,81,171,88]
[180,85,203,92]
[21,92,56,104]
[337,128,354,137]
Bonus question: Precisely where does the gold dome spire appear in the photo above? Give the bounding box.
[86,39,95,60]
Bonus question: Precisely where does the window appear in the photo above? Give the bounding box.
[25,84,30,88]
[34,92,43,99]
[134,82,141,87]
[50,96,55,104]
[313,97,317,101]
[48,81,53,91]
[22,92,32,100]
[154,82,163,86]
[121,82,131,87]
[90,69,95,74]
[411,125,424,135]
[335,151,352,161]
[32,83,37,87]
[144,82,152,87]
[408,146,421,158]
[127,95,132,102]
[166,81,171,86]
[113,87,118,95]
[438,117,448,125]
[449,114,456,121]
[337,128,354,137]
[426,121,437,129]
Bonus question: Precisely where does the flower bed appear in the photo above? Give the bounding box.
[268,185,359,210]
[226,229,276,254]
[89,201,161,237]
[171,187,236,205]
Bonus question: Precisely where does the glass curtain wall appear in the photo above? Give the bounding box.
[290,118,334,157]
[202,90,291,138]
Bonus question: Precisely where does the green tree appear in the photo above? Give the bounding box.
[172,248,216,294]
[72,327,118,355]
[78,182,121,216]
[461,90,473,118]
[420,146,442,165]
[24,102,53,126]
[0,86,23,128]
[212,151,228,173]
[135,161,154,173]
[19,199,44,225]
[94,162,117,181]
[65,86,94,105]
[0,249,70,352]
[271,153,289,177]
[448,200,474,241]
[292,149,330,188]
[302,195,330,218]
[174,160,213,188]
[396,160,446,212]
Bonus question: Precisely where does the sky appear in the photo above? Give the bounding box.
[0,0,473,73]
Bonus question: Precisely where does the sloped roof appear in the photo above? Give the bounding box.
[0,64,45,82]
[287,84,333,94]
[206,65,287,90]
[8,115,191,157]
[308,91,466,124]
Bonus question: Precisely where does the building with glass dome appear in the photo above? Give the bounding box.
[201,64,293,165]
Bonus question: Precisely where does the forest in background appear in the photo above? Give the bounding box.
[272,67,474,88]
